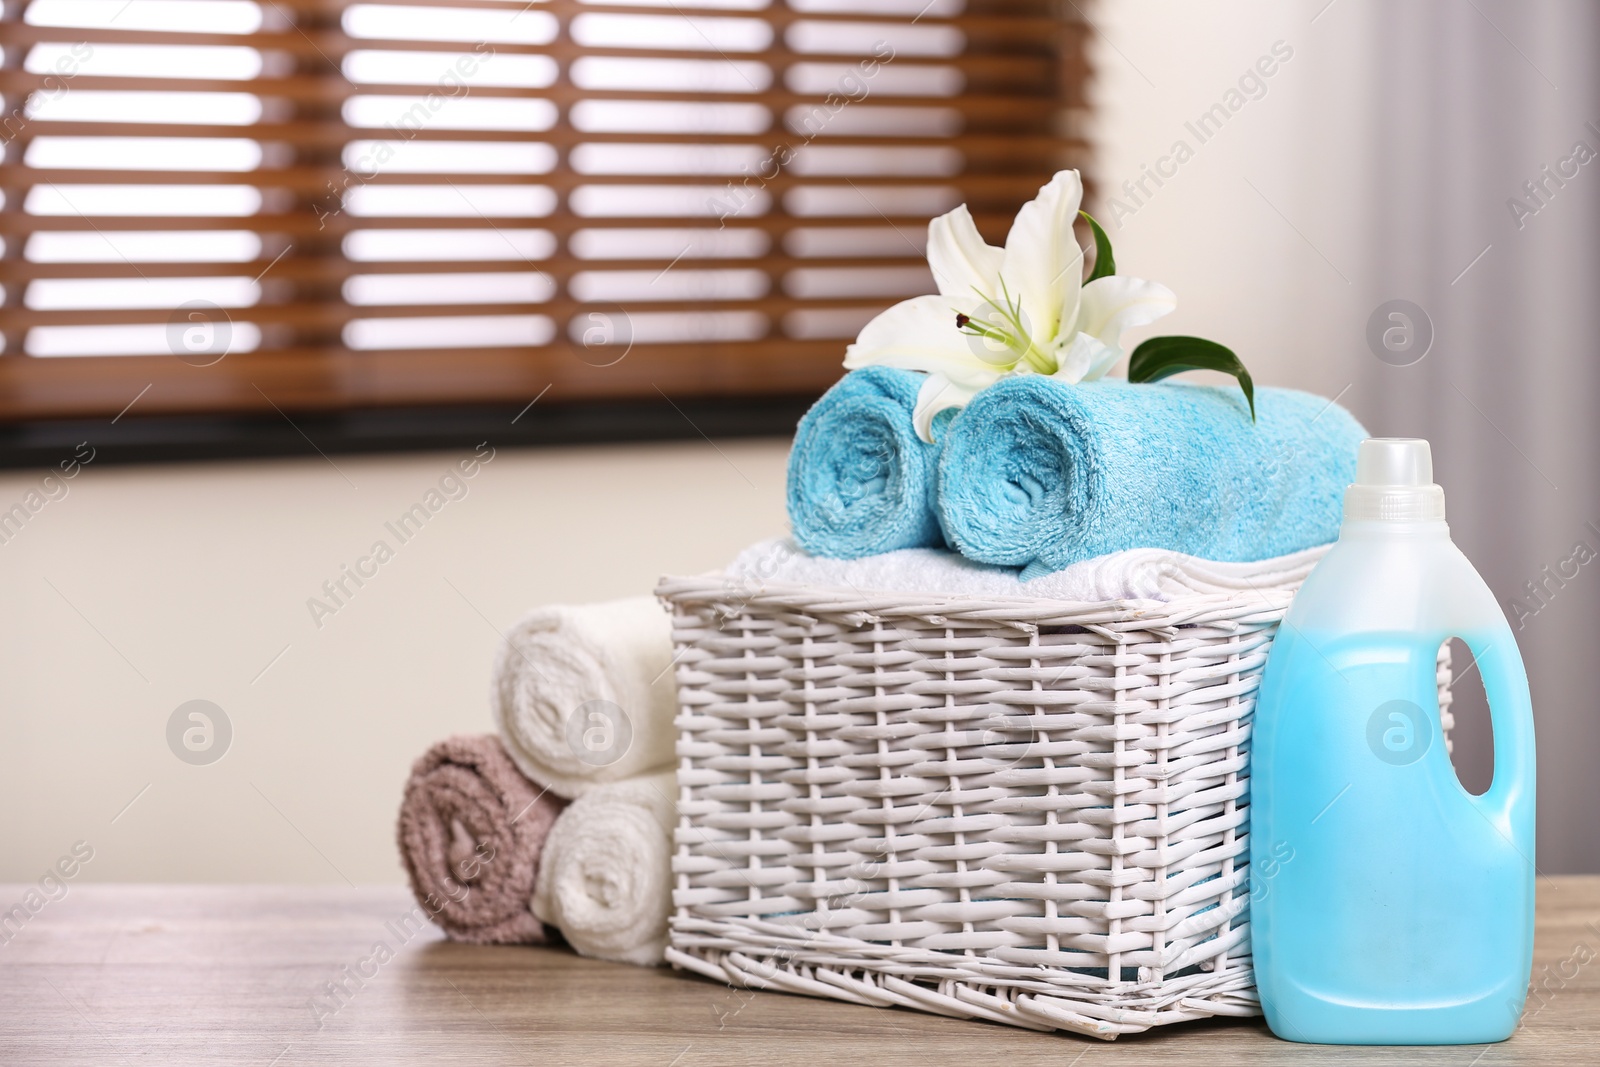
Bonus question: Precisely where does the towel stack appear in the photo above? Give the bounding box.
[396,597,680,966]
[787,367,1367,583]
[393,365,1366,973]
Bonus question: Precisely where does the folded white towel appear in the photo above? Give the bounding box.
[727,537,1329,602]
[531,770,677,967]
[491,597,677,800]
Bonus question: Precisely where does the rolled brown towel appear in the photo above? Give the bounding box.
[396,734,566,944]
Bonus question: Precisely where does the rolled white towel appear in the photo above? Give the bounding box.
[491,597,678,800]
[728,537,1329,603]
[532,771,677,966]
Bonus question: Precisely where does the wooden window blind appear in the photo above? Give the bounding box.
[0,0,1086,423]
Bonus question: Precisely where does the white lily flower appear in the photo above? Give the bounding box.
[843,169,1177,441]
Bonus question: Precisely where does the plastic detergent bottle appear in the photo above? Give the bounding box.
[1250,438,1536,1045]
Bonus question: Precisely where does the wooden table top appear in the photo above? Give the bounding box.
[3,880,1597,1065]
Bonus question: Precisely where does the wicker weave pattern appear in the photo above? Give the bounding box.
[658,577,1452,1039]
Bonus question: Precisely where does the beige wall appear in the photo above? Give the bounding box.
[0,439,791,883]
[1087,1,1346,397]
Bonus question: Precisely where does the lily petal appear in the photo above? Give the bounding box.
[844,294,1000,389]
[1083,343,1127,382]
[1073,275,1177,378]
[1051,332,1112,385]
[999,170,1085,350]
[927,203,1003,300]
[912,373,980,443]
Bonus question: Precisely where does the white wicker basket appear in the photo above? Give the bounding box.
[657,576,1453,1040]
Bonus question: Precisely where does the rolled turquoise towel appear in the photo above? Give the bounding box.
[787,367,947,558]
[937,376,1366,579]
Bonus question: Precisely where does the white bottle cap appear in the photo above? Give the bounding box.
[1344,438,1446,522]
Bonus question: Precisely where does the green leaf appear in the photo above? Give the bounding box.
[1079,210,1115,282]
[1128,335,1256,421]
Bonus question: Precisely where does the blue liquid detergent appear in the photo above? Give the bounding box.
[1250,439,1535,1045]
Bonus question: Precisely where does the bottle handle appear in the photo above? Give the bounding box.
[1459,627,1536,837]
